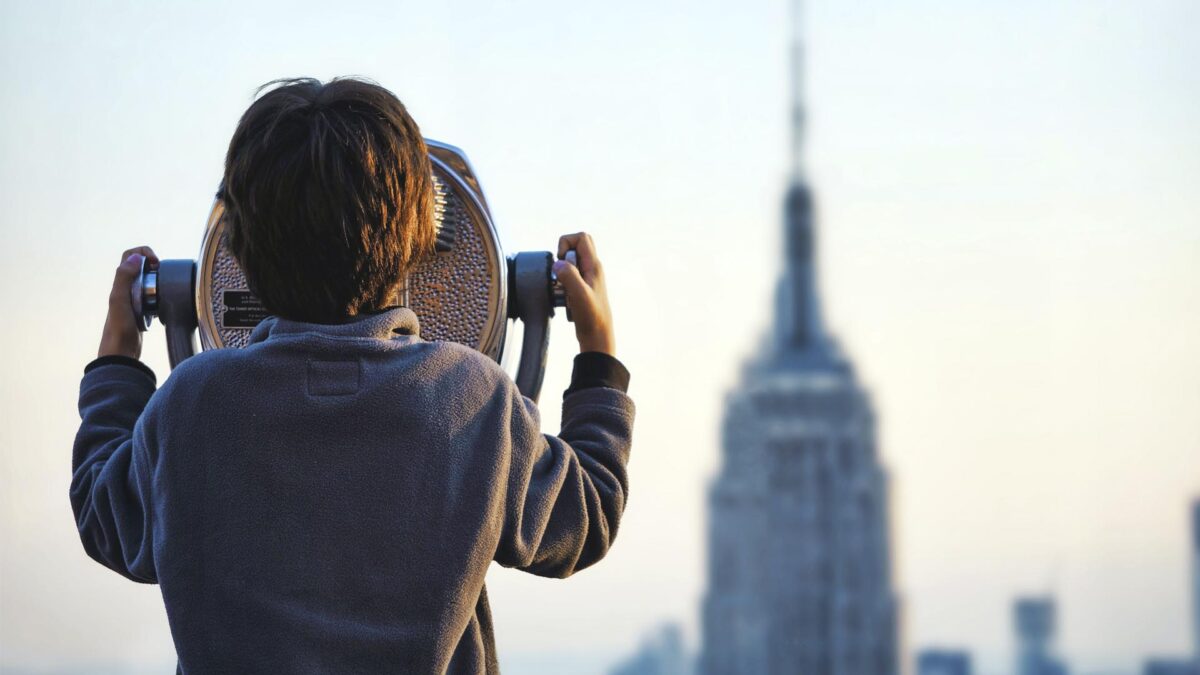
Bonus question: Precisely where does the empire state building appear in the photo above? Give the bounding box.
[699,2,899,673]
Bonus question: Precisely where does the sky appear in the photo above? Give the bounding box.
[1,0,1198,673]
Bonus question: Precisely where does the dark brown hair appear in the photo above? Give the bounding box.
[222,77,435,323]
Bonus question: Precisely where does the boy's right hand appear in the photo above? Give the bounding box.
[554,232,615,357]
[99,246,159,360]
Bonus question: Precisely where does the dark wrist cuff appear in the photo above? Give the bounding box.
[564,352,630,398]
[85,355,157,384]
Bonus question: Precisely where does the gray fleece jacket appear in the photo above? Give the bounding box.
[70,307,635,674]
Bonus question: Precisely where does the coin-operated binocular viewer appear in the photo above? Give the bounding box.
[131,141,571,402]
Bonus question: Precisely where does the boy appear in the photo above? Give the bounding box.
[72,78,634,674]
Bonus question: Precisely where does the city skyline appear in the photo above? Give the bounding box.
[617,500,1200,674]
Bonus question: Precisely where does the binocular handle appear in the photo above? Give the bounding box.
[509,252,553,401]
[509,249,575,400]
[132,259,199,367]
[134,252,570,403]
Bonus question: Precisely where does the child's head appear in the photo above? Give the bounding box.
[222,77,436,323]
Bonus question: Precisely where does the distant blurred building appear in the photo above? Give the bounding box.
[916,649,972,675]
[1193,499,1199,661]
[1138,501,1200,675]
[1015,598,1069,675]
[698,1,898,674]
[1141,660,1200,675]
[609,624,691,675]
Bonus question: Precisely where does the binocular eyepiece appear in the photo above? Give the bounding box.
[132,141,573,403]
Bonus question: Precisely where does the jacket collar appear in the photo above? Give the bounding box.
[248,306,421,344]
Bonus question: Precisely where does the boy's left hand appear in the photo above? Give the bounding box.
[98,246,159,360]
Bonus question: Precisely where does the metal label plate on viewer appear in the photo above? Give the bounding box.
[221,290,270,329]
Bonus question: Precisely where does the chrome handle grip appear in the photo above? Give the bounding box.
[131,257,157,332]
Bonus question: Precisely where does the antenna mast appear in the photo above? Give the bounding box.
[789,0,806,182]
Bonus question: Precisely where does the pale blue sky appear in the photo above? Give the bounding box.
[2,1,1198,673]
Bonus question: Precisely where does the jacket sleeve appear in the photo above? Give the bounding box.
[70,359,159,583]
[493,382,636,578]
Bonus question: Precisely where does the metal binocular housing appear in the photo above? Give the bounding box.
[132,140,571,402]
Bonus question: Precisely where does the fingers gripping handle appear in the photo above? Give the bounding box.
[550,249,576,321]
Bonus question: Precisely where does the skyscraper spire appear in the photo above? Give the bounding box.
[776,0,829,358]
[789,0,806,181]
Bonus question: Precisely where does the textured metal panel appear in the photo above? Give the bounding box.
[195,145,507,361]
